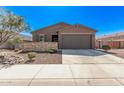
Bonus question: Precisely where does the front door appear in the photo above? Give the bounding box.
[52,35,58,42]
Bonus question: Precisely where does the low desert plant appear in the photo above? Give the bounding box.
[14,48,20,52]
[28,52,37,62]
[102,45,111,51]
[47,48,57,53]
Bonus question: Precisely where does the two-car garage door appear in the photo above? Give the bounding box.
[61,34,92,49]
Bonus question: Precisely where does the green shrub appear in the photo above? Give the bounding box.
[47,48,57,53]
[28,52,37,62]
[102,45,111,51]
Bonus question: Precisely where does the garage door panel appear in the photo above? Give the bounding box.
[62,34,91,49]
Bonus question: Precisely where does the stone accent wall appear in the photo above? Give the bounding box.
[20,42,58,52]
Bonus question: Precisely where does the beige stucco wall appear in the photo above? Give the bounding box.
[91,34,95,48]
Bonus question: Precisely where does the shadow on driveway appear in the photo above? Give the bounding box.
[62,49,107,56]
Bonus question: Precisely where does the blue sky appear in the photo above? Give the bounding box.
[3,6,124,37]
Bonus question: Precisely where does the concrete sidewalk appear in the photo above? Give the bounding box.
[0,64,124,86]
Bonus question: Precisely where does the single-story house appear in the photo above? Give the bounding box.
[96,32,124,49]
[32,22,97,49]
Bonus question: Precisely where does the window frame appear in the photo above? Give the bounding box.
[39,34,45,42]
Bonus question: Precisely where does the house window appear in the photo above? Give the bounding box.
[39,34,45,41]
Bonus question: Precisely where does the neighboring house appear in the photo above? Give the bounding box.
[32,22,96,49]
[96,32,124,48]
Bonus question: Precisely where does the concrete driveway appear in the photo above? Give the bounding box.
[62,49,124,64]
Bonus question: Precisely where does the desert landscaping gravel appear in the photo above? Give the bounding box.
[0,49,62,64]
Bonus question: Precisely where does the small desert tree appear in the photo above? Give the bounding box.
[0,8,30,46]
[8,36,22,49]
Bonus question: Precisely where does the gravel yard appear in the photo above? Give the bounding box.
[0,49,62,64]
[19,52,62,64]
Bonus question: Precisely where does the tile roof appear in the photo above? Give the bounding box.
[31,22,71,33]
[32,22,97,33]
